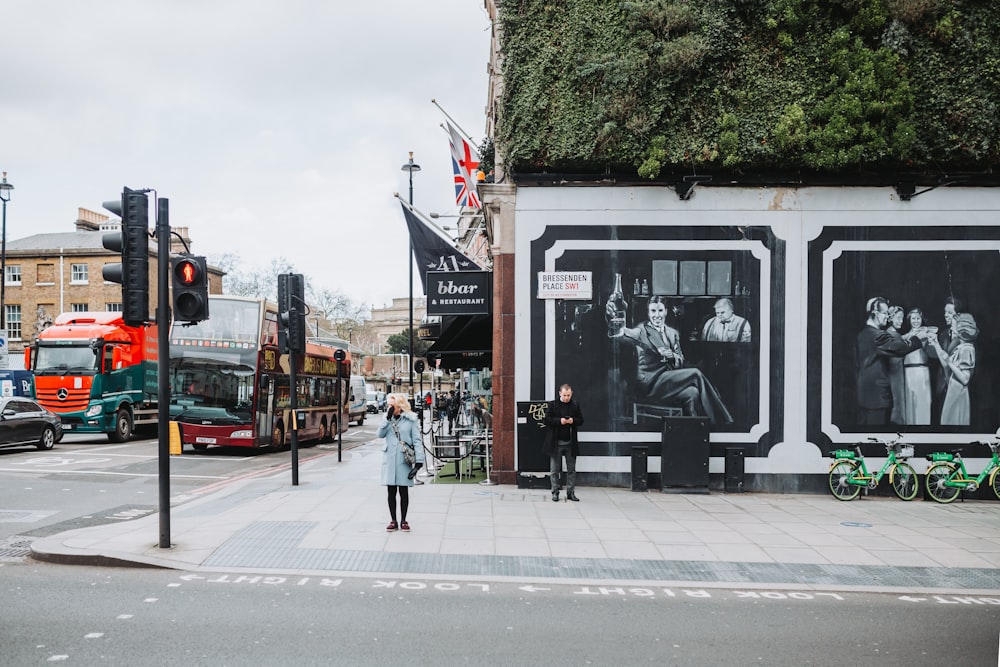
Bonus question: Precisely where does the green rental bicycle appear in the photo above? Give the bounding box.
[924,439,1000,504]
[828,435,918,501]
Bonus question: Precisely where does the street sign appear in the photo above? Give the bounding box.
[0,329,8,369]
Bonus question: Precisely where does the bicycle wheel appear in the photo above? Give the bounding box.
[829,460,862,501]
[990,467,1000,501]
[925,463,961,503]
[890,462,918,501]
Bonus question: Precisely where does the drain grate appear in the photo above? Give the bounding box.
[0,535,34,561]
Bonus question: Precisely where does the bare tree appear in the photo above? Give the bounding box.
[211,255,371,328]
[214,256,296,301]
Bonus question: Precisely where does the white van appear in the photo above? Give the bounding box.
[348,375,367,426]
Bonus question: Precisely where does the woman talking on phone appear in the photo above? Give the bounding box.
[376,393,424,532]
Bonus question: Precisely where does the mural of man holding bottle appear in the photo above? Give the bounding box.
[609,294,733,424]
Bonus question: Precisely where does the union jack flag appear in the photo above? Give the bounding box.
[447,123,481,209]
[452,157,476,208]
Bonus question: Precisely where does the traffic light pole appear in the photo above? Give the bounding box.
[156,197,171,549]
[289,307,299,487]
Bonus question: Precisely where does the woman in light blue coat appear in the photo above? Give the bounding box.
[376,393,425,532]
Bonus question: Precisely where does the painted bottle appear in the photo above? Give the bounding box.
[606,272,627,337]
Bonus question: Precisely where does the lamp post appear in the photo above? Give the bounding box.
[348,324,354,374]
[0,172,13,355]
[400,152,421,399]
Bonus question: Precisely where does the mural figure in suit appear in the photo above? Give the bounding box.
[855,297,924,425]
[932,297,962,423]
[611,295,732,424]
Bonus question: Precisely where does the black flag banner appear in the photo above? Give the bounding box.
[399,201,483,293]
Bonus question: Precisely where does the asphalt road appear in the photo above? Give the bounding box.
[2,562,998,666]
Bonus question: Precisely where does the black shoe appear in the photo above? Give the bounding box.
[552,493,559,502]
[567,493,580,502]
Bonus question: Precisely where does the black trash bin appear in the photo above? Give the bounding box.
[661,417,709,492]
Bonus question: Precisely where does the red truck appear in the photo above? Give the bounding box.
[26,312,157,441]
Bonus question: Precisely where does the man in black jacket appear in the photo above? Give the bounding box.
[543,383,585,502]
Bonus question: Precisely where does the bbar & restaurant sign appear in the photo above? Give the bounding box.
[426,270,491,316]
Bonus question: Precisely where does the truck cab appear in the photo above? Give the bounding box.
[26,312,157,442]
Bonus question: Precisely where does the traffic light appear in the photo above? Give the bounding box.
[102,188,149,326]
[171,256,210,323]
[277,273,306,353]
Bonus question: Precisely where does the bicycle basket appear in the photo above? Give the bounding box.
[926,451,954,462]
[829,449,857,460]
[895,444,914,458]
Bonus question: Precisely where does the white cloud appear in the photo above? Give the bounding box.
[0,0,491,312]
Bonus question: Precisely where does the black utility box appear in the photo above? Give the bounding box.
[725,447,745,493]
[661,417,709,492]
[631,445,648,491]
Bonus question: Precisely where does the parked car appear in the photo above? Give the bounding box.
[0,397,63,450]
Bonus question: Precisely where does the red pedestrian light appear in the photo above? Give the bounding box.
[170,256,209,323]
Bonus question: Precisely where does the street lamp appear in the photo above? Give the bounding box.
[0,172,13,343]
[348,324,354,374]
[400,152,421,399]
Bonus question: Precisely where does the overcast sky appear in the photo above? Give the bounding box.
[1,1,491,312]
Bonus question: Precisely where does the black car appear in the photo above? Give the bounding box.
[0,397,63,450]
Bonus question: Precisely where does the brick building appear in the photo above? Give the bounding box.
[3,207,223,364]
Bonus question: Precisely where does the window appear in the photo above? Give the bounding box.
[71,263,89,284]
[5,265,21,285]
[5,304,21,340]
[106,303,122,312]
[71,303,89,313]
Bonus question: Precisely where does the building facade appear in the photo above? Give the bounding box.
[368,297,427,355]
[481,181,1000,493]
[4,207,223,365]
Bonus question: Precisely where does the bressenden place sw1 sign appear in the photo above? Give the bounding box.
[536,271,593,300]
[426,270,491,316]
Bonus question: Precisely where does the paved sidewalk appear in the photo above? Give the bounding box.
[31,440,1000,594]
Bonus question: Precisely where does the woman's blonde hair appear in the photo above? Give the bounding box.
[389,393,412,412]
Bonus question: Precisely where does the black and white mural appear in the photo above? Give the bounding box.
[808,226,1000,445]
[526,224,783,461]
[512,187,1000,489]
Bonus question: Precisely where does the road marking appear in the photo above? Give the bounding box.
[9,457,112,467]
[170,575,861,601]
[61,450,150,458]
[0,509,58,523]
[0,468,228,480]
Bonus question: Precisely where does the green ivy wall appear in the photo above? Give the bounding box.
[497,0,1000,178]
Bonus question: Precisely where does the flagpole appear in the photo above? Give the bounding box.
[398,196,456,240]
[431,98,477,145]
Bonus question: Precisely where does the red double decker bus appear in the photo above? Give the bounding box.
[168,295,350,450]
